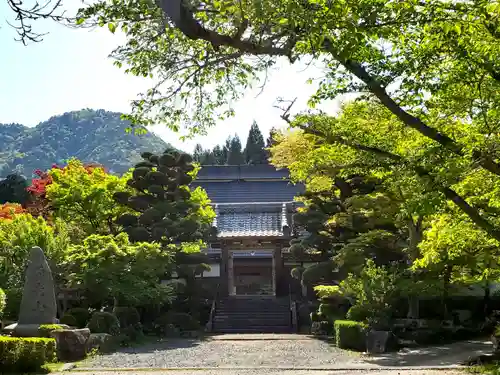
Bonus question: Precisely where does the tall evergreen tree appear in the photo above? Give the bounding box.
[201,150,216,165]
[212,145,225,165]
[193,143,204,163]
[264,127,279,162]
[226,135,245,165]
[222,137,231,164]
[244,121,267,164]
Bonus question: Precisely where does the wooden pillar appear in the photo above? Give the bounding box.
[220,245,229,297]
[228,252,235,296]
[274,243,284,297]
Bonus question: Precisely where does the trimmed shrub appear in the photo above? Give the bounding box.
[0,288,5,318]
[154,312,199,335]
[335,320,367,351]
[113,307,140,328]
[113,307,143,342]
[87,312,120,335]
[38,324,64,338]
[60,313,78,327]
[0,337,56,372]
[65,307,91,328]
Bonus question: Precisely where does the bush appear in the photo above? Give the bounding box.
[335,320,367,351]
[65,307,91,328]
[0,288,5,318]
[154,312,199,334]
[87,312,120,335]
[0,337,56,372]
[60,313,78,327]
[38,324,64,338]
[113,307,140,328]
[113,307,143,342]
[3,288,22,320]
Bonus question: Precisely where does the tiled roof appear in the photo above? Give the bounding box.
[196,165,291,180]
[214,203,291,238]
[192,180,304,204]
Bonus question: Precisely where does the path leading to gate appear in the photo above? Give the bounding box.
[74,334,491,373]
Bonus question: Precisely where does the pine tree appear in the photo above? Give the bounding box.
[226,135,245,165]
[244,121,267,164]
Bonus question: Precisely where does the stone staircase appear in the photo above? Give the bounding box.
[211,296,292,333]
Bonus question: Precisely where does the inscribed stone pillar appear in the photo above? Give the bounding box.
[18,246,57,325]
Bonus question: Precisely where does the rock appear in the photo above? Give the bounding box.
[14,247,57,336]
[366,330,391,354]
[86,333,116,354]
[51,328,91,361]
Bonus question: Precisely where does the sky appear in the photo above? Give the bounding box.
[0,2,340,153]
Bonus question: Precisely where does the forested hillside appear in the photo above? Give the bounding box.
[0,109,170,177]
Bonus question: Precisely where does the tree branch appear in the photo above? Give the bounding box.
[290,119,500,242]
[322,39,500,177]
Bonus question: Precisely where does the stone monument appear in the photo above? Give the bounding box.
[12,246,58,336]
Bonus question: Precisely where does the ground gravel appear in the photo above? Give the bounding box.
[80,337,363,369]
[68,371,464,375]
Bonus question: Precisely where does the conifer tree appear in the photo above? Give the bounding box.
[226,135,245,165]
[212,145,225,165]
[193,144,204,164]
[244,121,267,164]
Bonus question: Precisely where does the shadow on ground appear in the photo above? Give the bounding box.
[362,339,493,367]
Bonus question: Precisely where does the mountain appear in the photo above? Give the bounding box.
[0,109,171,177]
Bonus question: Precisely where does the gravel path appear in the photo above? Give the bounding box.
[78,335,489,371]
[79,336,364,369]
[68,370,465,375]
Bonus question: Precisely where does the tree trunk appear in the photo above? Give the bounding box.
[483,282,491,317]
[442,265,452,319]
[407,216,423,319]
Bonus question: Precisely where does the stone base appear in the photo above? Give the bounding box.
[12,324,43,337]
[4,323,69,337]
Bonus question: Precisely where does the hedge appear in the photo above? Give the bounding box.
[65,307,91,328]
[87,311,120,335]
[0,337,56,372]
[38,324,64,338]
[335,320,367,351]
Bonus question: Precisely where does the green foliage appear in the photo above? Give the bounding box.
[0,288,5,318]
[154,312,200,334]
[87,312,120,335]
[0,174,30,205]
[59,314,77,327]
[114,150,214,245]
[0,213,72,291]
[330,260,402,329]
[226,135,245,165]
[0,337,56,373]
[334,320,367,351]
[244,122,267,164]
[65,233,175,307]
[0,110,171,178]
[46,158,133,236]
[38,324,64,338]
[64,308,91,329]
[113,306,140,328]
